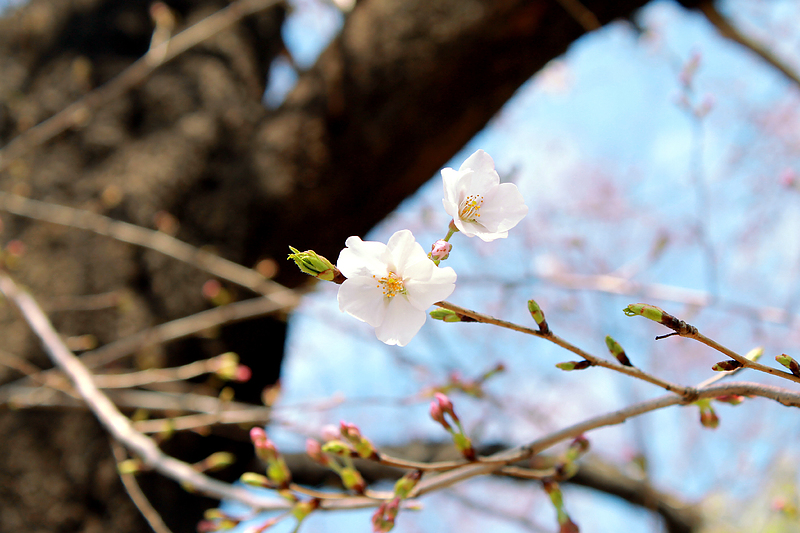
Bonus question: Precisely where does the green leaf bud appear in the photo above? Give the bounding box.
[711,360,743,372]
[429,308,461,322]
[605,335,633,366]
[776,354,800,377]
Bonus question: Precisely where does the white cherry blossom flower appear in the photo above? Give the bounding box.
[337,230,456,346]
[442,149,528,241]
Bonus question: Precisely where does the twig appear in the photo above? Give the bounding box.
[409,381,800,498]
[538,270,800,327]
[685,330,800,385]
[699,1,800,89]
[2,294,292,394]
[0,273,292,511]
[435,301,696,398]
[552,0,600,32]
[0,0,284,172]
[0,192,300,305]
[110,439,174,533]
[84,295,292,369]
[92,353,230,389]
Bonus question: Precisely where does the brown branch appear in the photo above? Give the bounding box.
[553,0,601,31]
[699,1,800,89]
[0,0,284,172]
[0,272,294,511]
[110,440,174,533]
[92,353,232,389]
[435,300,697,398]
[409,381,800,498]
[0,191,299,304]
[539,270,800,327]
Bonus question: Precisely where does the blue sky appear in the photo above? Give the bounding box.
[272,1,800,532]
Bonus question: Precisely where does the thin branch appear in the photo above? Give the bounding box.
[699,1,800,89]
[0,191,300,305]
[552,0,600,32]
[92,353,231,389]
[0,0,284,172]
[2,294,292,394]
[409,381,800,498]
[435,300,697,398]
[538,270,800,327]
[110,439,174,533]
[0,273,292,511]
[685,330,800,385]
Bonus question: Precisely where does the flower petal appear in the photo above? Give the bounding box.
[337,236,391,278]
[459,149,496,174]
[441,168,463,215]
[404,264,456,309]
[337,277,387,327]
[386,229,427,275]
[374,296,427,346]
[476,182,529,233]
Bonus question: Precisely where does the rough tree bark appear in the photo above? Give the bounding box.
[0,0,703,532]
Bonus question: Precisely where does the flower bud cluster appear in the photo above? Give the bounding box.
[249,427,291,488]
[429,393,475,461]
[306,421,379,494]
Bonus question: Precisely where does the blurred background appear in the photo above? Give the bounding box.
[0,0,798,532]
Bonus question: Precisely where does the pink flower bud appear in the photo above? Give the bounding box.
[305,439,329,466]
[429,401,451,430]
[434,392,459,422]
[321,424,340,442]
[250,427,267,446]
[430,240,452,261]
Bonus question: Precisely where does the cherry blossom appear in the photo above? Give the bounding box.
[442,149,528,241]
[337,230,456,346]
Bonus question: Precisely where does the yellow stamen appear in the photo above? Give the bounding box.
[373,271,406,298]
[459,194,483,222]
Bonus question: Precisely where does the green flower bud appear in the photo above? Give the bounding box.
[623,303,664,322]
[556,360,591,371]
[776,354,800,377]
[321,440,352,456]
[240,472,271,487]
[291,499,320,522]
[117,459,142,475]
[203,452,236,472]
[711,360,743,372]
[429,308,461,322]
[213,352,240,381]
[287,247,338,281]
[267,457,291,487]
[340,467,367,493]
[393,470,422,499]
[605,335,633,366]
[527,299,550,333]
[453,433,476,461]
[745,346,764,362]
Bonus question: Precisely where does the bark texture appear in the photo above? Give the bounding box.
[0,0,704,531]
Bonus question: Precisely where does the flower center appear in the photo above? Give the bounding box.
[373,271,406,299]
[459,194,483,222]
